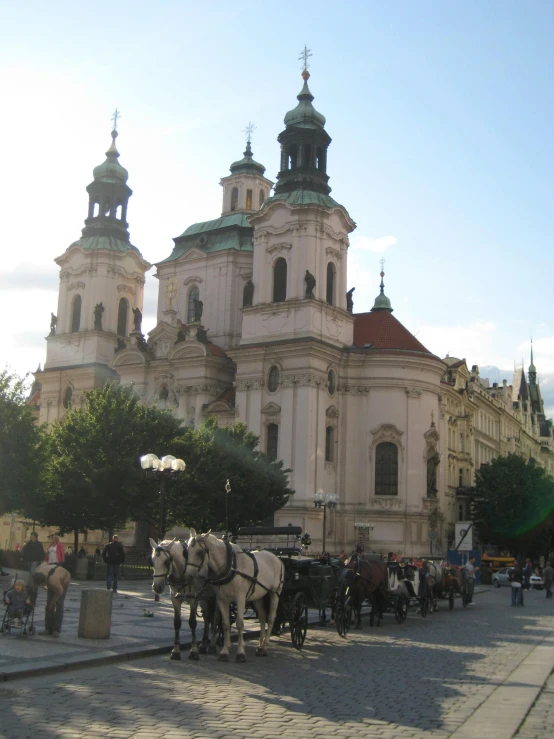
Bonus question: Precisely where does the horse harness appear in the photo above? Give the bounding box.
[195,538,281,601]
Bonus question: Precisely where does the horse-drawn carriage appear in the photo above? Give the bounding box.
[237,526,340,650]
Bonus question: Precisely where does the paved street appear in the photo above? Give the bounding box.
[1,586,553,739]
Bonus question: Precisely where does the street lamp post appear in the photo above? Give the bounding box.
[224,479,231,536]
[140,453,186,540]
[313,491,339,554]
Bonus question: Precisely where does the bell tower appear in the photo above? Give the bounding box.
[37,113,151,423]
[240,52,356,348]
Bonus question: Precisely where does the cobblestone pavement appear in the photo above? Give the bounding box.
[1,587,553,739]
[515,670,554,739]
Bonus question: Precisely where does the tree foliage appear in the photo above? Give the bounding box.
[43,383,183,543]
[471,453,554,557]
[0,369,49,518]
[163,418,294,533]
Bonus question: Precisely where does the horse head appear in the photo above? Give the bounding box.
[185,530,212,580]
[150,537,182,595]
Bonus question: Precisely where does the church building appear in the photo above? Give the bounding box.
[34,65,553,556]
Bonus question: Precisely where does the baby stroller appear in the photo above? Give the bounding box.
[1,576,38,637]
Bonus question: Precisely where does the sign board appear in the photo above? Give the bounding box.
[455,522,473,551]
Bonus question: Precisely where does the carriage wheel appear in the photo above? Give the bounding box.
[395,595,408,624]
[290,593,308,650]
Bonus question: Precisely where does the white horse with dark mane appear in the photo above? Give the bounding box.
[186,530,284,663]
[149,538,220,661]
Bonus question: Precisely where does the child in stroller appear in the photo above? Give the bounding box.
[2,578,37,636]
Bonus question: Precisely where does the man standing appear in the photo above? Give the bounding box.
[543,561,554,599]
[32,562,71,637]
[22,532,45,578]
[464,556,479,605]
[523,558,533,590]
[510,560,524,606]
[102,535,125,594]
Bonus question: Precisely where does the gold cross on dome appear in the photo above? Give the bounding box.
[299,45,312,72]
[380,257,385,272]
[243,122,256,144]
[111,108,121,131]
[165,279,177,309]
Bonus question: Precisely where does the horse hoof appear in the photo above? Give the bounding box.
[207,646,217,655]
[255,648,268,657]
[188,652,200,661]
[235,653,247,663]
[170,652,181,661]
[198,644,207,654]
[218,654,229,662]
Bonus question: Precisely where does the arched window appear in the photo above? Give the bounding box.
[115,204,122,219]
[272,258,287,303]
[71,295,82,333]
[63,387,72,409]
[326,262,335,305]
[267,423,279,460]
[187,286,199,323]
[268,366,280,392]
[117,297,128,336]
[259,190,265,208]
[230,187,239,211]
[92,202,99,217]
[246,189,253,210]
[304,143,312,167]
[325,426,334,463]
[316,147,324,171]
[288,144,297,169]
[375,442,398,496]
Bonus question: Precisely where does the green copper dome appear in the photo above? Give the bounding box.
[283,71,326,129]
[371,271,393,312]
[92,130,129,184]
[230,141,266,176]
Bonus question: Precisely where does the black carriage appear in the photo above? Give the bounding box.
[237,526,340,650]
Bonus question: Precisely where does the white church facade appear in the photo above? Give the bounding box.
[32,68,554,557]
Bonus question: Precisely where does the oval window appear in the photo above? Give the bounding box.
[268,366,280,392]
[328,370,336,395]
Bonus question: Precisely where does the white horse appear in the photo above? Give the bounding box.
[149,538,220,661]
[186,530,284,663]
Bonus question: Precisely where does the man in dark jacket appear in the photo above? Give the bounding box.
[22,532,45,579]
[102,535,125,593]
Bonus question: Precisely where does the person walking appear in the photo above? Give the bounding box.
[21,532,45,579]
[45,535,64,565]
[510,560,524,606]
[102,535,125,594]
[32,562,71,637]
[464,556,479,605]
[543,561,554,599]
[523,558,533,590]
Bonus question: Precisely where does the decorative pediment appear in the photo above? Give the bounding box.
[176,248,206,263]
[370,423,405,461]
[112,349,147,367]
[67,281,85,291]
[170,343,208,361]
[325,246,342,261]
[183,275,203,286]
[261,401,281,426]
[117,284,136,297]
[266,242,292,256]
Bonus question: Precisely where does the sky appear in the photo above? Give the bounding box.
[1,1,553,413]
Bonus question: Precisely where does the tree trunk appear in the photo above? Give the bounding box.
[74,528,79,556]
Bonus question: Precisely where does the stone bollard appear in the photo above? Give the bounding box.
[78,590,113,639]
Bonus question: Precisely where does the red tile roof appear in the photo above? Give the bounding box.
[353,310,436,356]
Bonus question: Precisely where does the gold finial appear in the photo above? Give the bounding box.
[111,108,121,132]
[299,45,312,79]
[243,122,256,144]
[165,279,177,309]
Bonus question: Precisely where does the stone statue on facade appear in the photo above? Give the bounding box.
[304,270,316,298]
[243,279,254,308]
[427,452,440,497]
[132,307,142,332]
[193,298,203,322]
[346,287,355,313]
[93,302,104,330]
[49,313,57,336]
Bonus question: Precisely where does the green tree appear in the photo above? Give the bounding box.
[44,383,183,551]
[0,369,49,520]
[471,453,554,558]
[163,418,294,533]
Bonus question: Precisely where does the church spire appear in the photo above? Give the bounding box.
[529,338,537,383]
[274,47,331,197]
[81,111,132,243]
[371,261,393,312]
